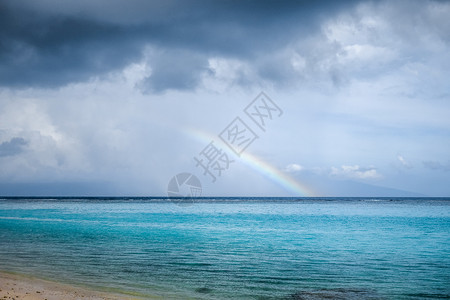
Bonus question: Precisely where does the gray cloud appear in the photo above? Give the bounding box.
[0,0,359,91]
[0,6,143,88]
[423,161,450,172]
[139,49,212,93]
[0,137,28,157]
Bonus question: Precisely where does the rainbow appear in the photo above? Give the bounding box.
[185,128,316,196]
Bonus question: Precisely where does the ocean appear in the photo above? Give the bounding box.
[0,197,449,299]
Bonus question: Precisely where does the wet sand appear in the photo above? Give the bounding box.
[0,271,142,300]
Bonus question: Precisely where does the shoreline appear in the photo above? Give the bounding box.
[0,271,150,300]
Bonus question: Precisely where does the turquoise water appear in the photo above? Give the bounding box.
[0,198,449,299]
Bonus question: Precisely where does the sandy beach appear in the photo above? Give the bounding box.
[0,271,139,300]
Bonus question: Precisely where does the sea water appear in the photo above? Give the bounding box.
[0,198,449,299]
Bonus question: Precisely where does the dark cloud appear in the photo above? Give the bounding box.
[0,5,143,88]
[139,49,212,93]
[0,137,28,157]
[0,0,359,91]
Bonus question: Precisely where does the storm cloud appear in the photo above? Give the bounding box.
[0,0,361,91]
[0,137,27,157]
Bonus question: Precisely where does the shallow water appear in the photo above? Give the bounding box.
[0,198,449,299]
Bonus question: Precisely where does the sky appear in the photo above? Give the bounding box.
[0,0,449,197]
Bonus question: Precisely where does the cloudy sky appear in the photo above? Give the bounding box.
[0,0,449,197]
